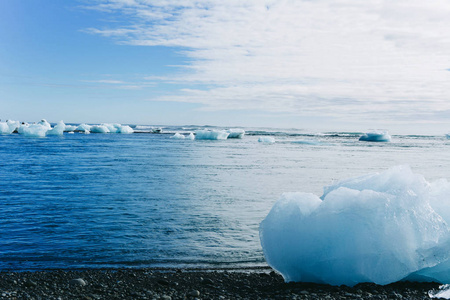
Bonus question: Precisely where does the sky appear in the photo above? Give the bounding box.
[1,0,450,133]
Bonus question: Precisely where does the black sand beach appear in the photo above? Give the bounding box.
[0,268,442,299]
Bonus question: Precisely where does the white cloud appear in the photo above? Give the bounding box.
[84,0,450,124]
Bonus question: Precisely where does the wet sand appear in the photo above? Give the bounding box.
[0,268,442,299]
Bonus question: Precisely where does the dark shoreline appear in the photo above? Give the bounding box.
[0,268,443,299]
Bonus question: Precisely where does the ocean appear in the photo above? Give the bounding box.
[1,125,450,271]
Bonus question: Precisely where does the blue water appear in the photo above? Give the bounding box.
[1,126,450,270]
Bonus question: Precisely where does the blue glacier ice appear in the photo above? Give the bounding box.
[260,166,450,286]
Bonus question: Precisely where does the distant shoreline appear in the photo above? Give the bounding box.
[0,268,441,299]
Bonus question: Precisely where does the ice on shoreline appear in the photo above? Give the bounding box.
[260,166,450,286]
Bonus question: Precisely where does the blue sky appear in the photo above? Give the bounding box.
[1,0,450,133]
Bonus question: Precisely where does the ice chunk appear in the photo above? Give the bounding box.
[187,132,195,140]
[64,125,77,132]
[37,119,52,129]
[0,120,20,134]
[90,125,110,133]
[171,132,185,139]
[258,136,275,143]
[195,130,229,140]
[76,124,91,132]
[118,125,133,134]
[430,284,450,298]
[260,166,450,286]
[359,130,391,142]
[47,120,65,136]
[102,123,120,133]
[18,124,49,137]
[226,129,245,139]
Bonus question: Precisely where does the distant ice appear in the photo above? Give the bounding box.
[0,120,20,134]
[90,125,110,133]
[258,136,275,143]
[18,124,49,137]
[195,129,229,140]
[359,130,391,142]
[47,120,65,136]
[260,166,450,286]
[64,125,77,132]
[187,132,195,140]
[118,125,133,134]
[77,124,91,133]
[171,132,185,139]
[226,129,245,139]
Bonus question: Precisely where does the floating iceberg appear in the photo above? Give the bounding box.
[260,166,450,286]
[47,120,65,136]
[76,124,91,133]
[226,129,245,139]
[359,130,391,142]
[171,132,185,139]
[0,120,20,134]
[90,125,110,133]
[187,132,195,140]
[118,125,133,134]
[63,125,77,132]
[195,130,229,140]
[258,136,275,143]
[37,119,52,129]
[18,124,49,137]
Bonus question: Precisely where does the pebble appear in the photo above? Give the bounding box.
[69,278,87,286]
[188,289,200,297]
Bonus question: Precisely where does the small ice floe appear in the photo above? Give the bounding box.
[359,130,391,142]
[90,125,110,133]
[151,127,163,133]
[76,124,91,133]
[195,129,229,140]
[0,120,20,134]
[260,165,450,286]
[226,129,245,139]
[258,136,275,144]
[64,125,77,132]
[171,132,186,139]
[292,140,323,146]
[47,120,65,136]
[18,124,49,137]
[187,132,195,140]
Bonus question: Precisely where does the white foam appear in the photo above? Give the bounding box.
[260,166,450,286]
[195,130,229,140]
[359,130,391,142]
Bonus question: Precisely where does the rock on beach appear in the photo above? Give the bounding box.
[0,268,443,299]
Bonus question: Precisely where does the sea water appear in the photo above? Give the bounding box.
[1,125,450,271]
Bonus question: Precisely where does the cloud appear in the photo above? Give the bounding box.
[84,0,450,124]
